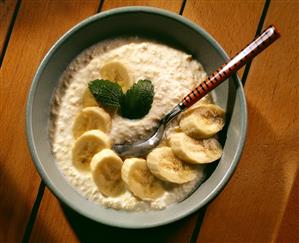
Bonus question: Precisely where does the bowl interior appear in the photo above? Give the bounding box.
[27,7,247,228]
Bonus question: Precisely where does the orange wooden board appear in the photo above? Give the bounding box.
[29,1,265,243]
[183,0,265,77]
[29,1,185,242]
[101,0,182,11]
[184,0,264,56]
[31,188,200,243]
[0,0,17,61]
[275,168,299,243]
[0,0,99,242]
[197,1,299,242]
[30,189,78,242]
[3,0,298,242]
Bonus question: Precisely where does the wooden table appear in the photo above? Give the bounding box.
[1,0,298,242]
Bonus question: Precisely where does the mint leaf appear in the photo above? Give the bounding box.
[120,80,154,119]
[89,79,123,108]
[88,79,154,119]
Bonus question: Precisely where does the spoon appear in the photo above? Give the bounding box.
[113,25,280,157]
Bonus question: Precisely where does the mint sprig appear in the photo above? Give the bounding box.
[89,79,123,108]
[89,79,154,119]
[120,80,154,119]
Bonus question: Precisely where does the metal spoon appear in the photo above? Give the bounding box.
[113,25,280,157]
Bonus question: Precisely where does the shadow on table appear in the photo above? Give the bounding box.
[196,99,297,241]
[61,203,197,243]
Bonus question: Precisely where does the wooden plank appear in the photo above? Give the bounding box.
[30,189,79,242]
[183,0,264,56]
[30,1,187,243]
[275,169,299,243]
[32,188,199,243]
[180,0,264,241]
[183,0,265,77]
[0,0,17,61]
[30,1,265,242]
[0,0,99,242]
[196,1,299,242]
[101,0,182,12]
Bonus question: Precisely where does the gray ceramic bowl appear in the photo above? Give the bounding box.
[26,7,247,228]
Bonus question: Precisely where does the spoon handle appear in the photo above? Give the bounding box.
[179,25,280,109]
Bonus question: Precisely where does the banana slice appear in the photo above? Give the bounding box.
[72,107,111,139]
[82,87,98,108]
[121,158,164,201]
[90,149,125,197]
[100,61,132,92]
[168,132,222,164]
[180,104,225,139]
[147,147,199,184]
[72,130,111,171]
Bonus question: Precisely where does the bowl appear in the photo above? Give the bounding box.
[26,6,247,228]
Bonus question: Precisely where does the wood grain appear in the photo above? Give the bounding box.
[30,1,266,242]
[0,0,17,62]
[184,0,264,56]
[22,1,299,242]
[101,0,182,12]
[180,0,263,240]
[31,188,199,243]
[275,169,299,243]
[29,1,187,243]
[30,189,79,242]
[196,1,299,242]
[0,0,99,242]
[183,0,265,77]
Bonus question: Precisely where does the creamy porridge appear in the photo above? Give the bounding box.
[50,37,223,211]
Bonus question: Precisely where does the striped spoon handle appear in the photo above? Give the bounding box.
[179,25,280,109]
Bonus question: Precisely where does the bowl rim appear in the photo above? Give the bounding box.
[26,6,247,228]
